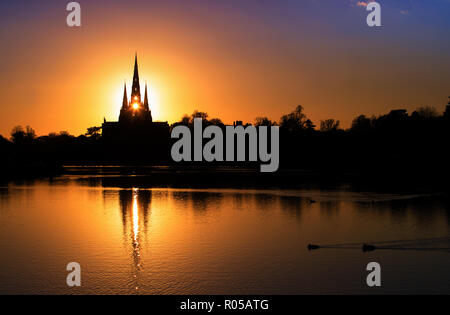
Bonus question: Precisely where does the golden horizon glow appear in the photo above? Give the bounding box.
[148,85,159,117]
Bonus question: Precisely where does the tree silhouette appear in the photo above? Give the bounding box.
[304,119,315,131]
[180,114,190,125]
[351,115,372,132]
[280,105,309,132]
[320,119,340,132]
[413,106,439,119]
[208,118,224,126]
[11,125,36,144]
[255,117,277,126]
[86,126,102,139]
[191,110,208,122]
[444,97,450,119]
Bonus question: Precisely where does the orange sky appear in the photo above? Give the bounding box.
[1,1,449,137]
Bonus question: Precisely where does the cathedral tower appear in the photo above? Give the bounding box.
[119,54,152,124]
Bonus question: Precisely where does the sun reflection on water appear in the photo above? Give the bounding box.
[132,191,140,246]
[131,188,141,292]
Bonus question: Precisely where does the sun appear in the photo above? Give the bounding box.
[112,83,160,117]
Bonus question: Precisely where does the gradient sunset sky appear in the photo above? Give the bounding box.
[0,0,449,137]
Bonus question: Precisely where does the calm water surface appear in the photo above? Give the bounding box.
[0,174,449,294]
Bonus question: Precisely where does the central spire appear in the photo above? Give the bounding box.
[131,53,141,103]
[118,54,153,124]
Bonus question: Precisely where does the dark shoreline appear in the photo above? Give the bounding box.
[2,164,447,195]
[0,162,63,182]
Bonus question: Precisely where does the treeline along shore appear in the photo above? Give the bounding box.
[1,98,450,190]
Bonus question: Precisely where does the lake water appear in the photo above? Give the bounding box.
[0,171,449,294]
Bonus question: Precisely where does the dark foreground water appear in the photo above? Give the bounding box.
[0,172,450,294]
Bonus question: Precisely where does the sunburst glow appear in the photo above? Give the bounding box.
[148,85,159,117]
[113,83,161,118]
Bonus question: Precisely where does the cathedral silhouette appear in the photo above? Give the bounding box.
[102,54,169,140]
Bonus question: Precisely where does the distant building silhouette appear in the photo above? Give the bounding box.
[102,54,169,140]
